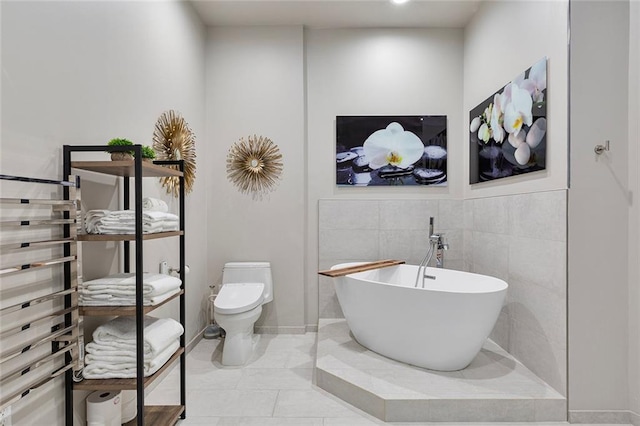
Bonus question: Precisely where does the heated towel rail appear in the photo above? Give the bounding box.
[0,174,80,425]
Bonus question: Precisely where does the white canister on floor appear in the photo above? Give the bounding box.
[86,390,121,426]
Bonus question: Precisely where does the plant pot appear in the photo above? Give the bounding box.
[110,152,133,161]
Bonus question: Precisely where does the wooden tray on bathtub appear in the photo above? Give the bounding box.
[318,260,405,277]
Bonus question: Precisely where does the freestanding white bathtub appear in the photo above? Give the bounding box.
[331,263,508,371]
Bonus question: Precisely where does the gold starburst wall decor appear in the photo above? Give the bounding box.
[152,110,196,197]
[226,135,283,200]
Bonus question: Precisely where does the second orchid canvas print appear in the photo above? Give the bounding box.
[469,57,547,184]
[336,115,447,186]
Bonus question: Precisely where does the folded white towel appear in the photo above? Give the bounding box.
[85,210,179,234]
[92,316,183,357]
[84,337,179,363]
[82,340,179,379]
[142,197,168,213]
[80,273,181,297]
[79,288,181,307]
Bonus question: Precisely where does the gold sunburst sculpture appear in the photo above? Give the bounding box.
[152,110,196,197]
[226,135,283,200]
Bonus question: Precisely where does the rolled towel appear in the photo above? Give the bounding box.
[142,197,168,213]
[92,315,184,357]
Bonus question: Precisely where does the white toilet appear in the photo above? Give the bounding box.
[213,262,273,366]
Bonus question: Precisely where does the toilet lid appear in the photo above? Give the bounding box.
[214,282,264,315]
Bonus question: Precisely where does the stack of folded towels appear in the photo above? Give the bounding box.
[84,197,179,235]
[79,273,181,306]
[83,315,183,379]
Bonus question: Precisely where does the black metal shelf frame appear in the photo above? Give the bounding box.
[62,145,186,426]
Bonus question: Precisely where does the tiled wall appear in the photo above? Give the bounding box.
[318,190,567,395]
[464,190,567,395]
[318,199,465,318]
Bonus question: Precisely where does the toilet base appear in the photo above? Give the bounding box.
[214,305,262,366]
[222,333,260,366]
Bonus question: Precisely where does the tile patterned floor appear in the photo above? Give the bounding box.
[315,319,565,422]
[146,332,628,426]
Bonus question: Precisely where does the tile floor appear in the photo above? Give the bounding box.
[146,332,628,426]
[315,319,565,422]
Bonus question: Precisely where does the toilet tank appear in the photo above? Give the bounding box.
[222,262,273,303]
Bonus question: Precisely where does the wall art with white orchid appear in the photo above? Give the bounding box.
[336,115,447,186]
[469,57,547,184]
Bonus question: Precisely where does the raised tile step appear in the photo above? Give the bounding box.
[315,319,566,422]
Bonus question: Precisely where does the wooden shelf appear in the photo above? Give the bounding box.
[74,347,184,391]
[123,405,184,426]
[318,259,405,277]
[71,160,183,178]
[78,231,183,241]
[80,290,184,316]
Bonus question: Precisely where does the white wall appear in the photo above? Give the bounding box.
[568,0,631,416]
[628,0,640,422]
[1,1,207,424]
[463,1,569,199]
[461,0,569,397]
[306,28,464,327]
[205,26,306,332]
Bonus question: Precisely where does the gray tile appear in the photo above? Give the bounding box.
[379,200,438,230]
[316,368,385,420]
[507,278,566,347]
[273,389,362,418]
[319,274,344,319]
[323,418,383,426]
[463,229,473,265]
[472,196,510,234]
[319,229,379,261]
[379,229,430,265]
[319,200,380,230]
[568,410,631,424]
[438,199,464,230]
[508,190,567,242]
[187,389,278,417]
[186,367,244,390]
[534,398,567,421]
[463,199,474,230]
[509,236,566,293]
[428,398,536,422]
[237,368,313,390]
[509,320,566,396]
[216,417,323,425]
[471,232,509,281]
[177,418,221,425]
[386,399,431,422]
[489,310,511,351]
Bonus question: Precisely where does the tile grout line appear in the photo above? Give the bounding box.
[271,389,280,417]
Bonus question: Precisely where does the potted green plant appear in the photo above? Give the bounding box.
[107,138,134,161]
[139,145,156,162]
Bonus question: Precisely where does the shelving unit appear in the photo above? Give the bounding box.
[63,145,186,426]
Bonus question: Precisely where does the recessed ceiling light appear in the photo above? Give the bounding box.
[391,0,410,4]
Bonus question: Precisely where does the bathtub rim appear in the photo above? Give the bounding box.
[331,262,508,295]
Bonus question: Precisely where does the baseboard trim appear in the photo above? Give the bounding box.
[187,327,205,353]
[631,410,640,426]
[569,410,633,424]
[306,324,318,332]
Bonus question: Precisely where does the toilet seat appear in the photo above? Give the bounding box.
[214,282,264,315]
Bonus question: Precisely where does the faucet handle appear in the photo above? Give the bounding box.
[430,233,449,250]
